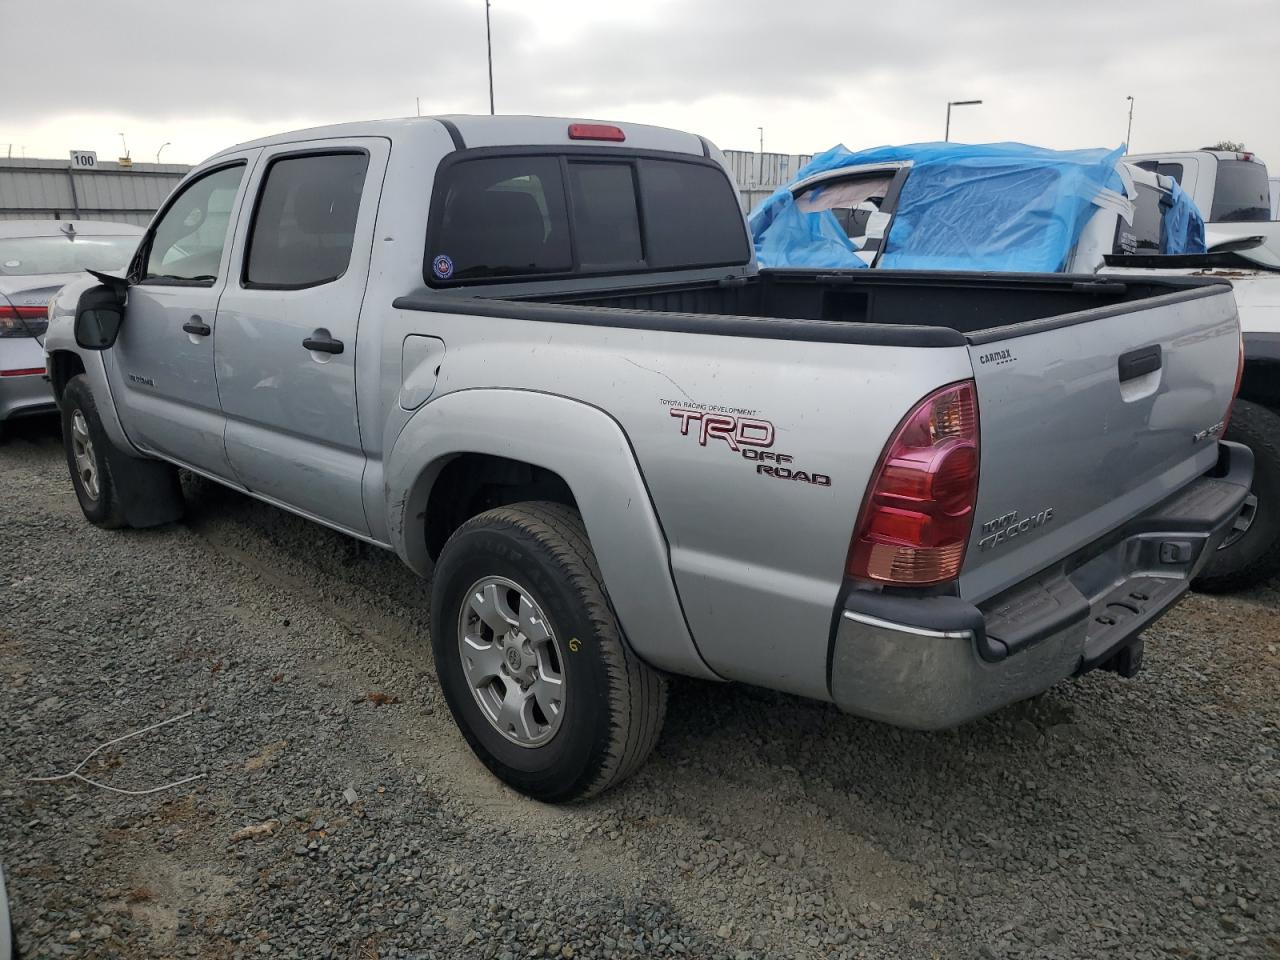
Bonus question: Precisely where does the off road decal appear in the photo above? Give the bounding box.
[661,399,832,488]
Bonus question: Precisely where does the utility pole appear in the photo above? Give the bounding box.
[1125,96,1135,150]
[416,97,421,117]
[485,0,495,115]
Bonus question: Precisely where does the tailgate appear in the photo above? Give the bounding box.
[959,284,1240,602]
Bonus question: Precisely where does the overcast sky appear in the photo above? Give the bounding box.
[3,0,1277,169]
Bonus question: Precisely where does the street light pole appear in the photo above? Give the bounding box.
[944,99,983,142]
[156,142,171,164]
[1125,96,1134,150]
[485,0,495,115]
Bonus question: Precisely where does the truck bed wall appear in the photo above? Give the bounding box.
[535,270,1216,337]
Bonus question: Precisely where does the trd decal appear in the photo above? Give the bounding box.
[669,407,774,451]
[661,399,834,488]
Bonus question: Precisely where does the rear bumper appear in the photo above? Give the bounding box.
[0,368,56,421]
[830,440,1253,729]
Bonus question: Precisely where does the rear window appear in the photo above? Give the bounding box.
[0,235,137,277]
[427,152,748,284]
[1210,160,1271,222]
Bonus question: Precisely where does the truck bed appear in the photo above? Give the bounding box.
[521,269,1227,342]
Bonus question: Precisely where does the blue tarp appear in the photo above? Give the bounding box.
[1161,179,1207,255]
[749,141,1127,273]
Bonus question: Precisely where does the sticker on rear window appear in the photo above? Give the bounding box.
[431,254,454,280]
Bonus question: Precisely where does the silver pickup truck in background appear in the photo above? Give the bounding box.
[43,116,1251,801]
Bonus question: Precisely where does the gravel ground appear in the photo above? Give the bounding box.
[1,415,1277,960]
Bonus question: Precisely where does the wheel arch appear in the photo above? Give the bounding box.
[384,388,719,680]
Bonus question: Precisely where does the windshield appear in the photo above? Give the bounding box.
[1210,160,1271,222]
[0,235,138,277]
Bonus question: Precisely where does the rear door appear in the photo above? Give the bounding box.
[959,284,1240,602]
[109,155,258,479]
[215,139,388,535]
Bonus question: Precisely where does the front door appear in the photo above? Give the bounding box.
[108,154,258,479]
[214,139,387,535]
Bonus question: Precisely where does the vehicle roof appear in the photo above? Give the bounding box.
[1128,150,1265,164]
[0,219,144,239]
[208,115,710,163]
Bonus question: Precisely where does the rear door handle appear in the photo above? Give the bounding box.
[1118,345,1161,382]
[182,316,211,337]
[303,329,344,355]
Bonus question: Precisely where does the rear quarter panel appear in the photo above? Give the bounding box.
[383,306,973,699]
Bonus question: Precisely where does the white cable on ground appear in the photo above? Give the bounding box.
[28,710,206,796]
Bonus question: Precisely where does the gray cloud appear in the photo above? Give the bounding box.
[5,0,1278,161]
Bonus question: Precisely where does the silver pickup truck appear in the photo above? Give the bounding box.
[43,116,1252,801]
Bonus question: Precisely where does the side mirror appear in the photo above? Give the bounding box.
[74,285,125,350]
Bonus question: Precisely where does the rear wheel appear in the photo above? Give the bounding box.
[430,501,667,802]
[1193,399,1280,593]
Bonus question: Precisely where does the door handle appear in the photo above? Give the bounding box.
[303,329,344,355]
[1118,345,1161,382]
[182,316,211,337]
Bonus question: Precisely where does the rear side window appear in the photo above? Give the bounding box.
[245,152,370,288]
[427,152,749,284]
[1210,160,1271,222]
[1133,160,1184,185]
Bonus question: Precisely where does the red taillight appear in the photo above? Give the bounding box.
[0,304,49,338]
[567,123,626,142]
[0,305,48,319]
[847,381,980,585]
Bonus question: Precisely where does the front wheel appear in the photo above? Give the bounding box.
[430,502,668,802]
[1193,399,1280,593]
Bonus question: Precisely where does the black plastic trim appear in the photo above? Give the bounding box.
[965,281,1230,346]
[1103,250,1280,273]
[437,118,466,151]
[391,291,968,347]
[696,136,712,158]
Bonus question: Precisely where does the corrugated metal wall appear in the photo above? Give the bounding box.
[721,150,814,213]
[0,158,190,225]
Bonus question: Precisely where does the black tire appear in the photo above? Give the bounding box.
[1193,399,1280,593]
[61,374,128,528]
[60,374,184,530]
[430,501,667,802]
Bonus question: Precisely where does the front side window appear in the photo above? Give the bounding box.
[795,173,897,246]
[1113,182,1165,255]
[244,152,370,288]
[1210,160,1271,222]
[145,163,245,282]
